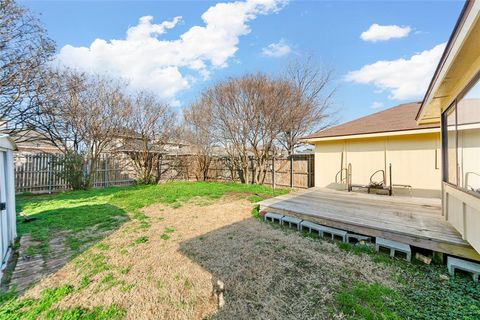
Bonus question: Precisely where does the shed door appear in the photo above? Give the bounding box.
[0,152,8,264]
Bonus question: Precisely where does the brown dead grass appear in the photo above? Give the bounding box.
[23,196,399,319]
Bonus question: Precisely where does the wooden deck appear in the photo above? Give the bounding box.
[258,188,480,261]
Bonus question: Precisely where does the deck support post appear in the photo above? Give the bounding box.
[432,251,444,264]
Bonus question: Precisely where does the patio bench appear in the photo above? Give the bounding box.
[447,256,480,281]
[375,237,411,262]
[280,216,303,230]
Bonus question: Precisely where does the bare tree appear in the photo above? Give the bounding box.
[33,68,87,153]
[0,0,55,137]
[241,74,293,184]
[122,91,177,184]
[280,56,335,155]
[34,71,131,188]
[184,99,216,181]
[76,76,132,187]
[195,73,295,184]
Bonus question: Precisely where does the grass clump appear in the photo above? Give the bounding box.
[75,252,111,280]
[336,282,403,319]
[160,227,176,241]
[337,242,375,256]
[251,205,261,219]
[160,234,170,241]
[133,236,149,245]
[95,243,110,251]
[97,274,125,292]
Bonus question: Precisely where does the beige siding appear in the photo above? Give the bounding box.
[386,133,441,194]
[314,132,441,197]
[346,139,385,186]
[314,141,346,190]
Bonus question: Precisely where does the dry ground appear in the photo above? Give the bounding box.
[18,195,399,319]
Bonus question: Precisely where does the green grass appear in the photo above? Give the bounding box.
[336,282,403,320]
[16,181,287,256]
[3,182,286,319]
[337,266,480,320]
[336,242,376,256]
[0,284,125,320]
[133,236,149,245]
[335,243,480,320]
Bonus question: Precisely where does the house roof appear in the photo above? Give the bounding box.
[417,0,476,123]
[303,102,439,141]
[0,134,17,151]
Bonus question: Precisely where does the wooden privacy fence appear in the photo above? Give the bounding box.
[14,153,136,194]
[263,155,315,189]
[14,153,314,194]
[164,154,315,189]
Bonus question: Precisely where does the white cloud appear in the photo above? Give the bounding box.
[345,43,446,100]
[57,0,288,104]
[370,101,384,109]
[261,39,291,57]
[360,24,412,42]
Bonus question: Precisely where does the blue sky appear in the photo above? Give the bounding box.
[22,0,464,122]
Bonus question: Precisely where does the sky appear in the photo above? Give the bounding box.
[21,0,465,123]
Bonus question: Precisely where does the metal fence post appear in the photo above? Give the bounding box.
[104,156,109,188]
[272,156,276,192]
[48,154,53,194]
[290,155,294,188]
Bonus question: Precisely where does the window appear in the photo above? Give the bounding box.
[443,104,457,185]
[442,75,480,194]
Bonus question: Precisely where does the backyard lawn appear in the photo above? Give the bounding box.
[0,181,479,319]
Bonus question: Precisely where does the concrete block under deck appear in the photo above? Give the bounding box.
[347,233,372,244]
[447,256,480,281]
[264,212,283,224]
[281,216,303,230]
[376,237,412,262]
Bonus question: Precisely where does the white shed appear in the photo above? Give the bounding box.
[0,135,17,278]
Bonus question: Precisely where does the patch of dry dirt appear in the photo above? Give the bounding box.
[22,198,399,319]
[9,232,72,293]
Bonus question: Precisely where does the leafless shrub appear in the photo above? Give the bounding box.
[184,100,216,181]
[122,91,177,184]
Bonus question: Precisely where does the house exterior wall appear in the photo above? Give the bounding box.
[314,132,441,198]
[444,184,480,254]
[416,3,480,255]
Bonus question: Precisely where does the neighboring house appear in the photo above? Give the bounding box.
[302,102,441,198]
[6,130,60,155]
[416,0,480,254]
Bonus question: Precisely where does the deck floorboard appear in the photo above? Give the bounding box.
[258,188,480,261]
